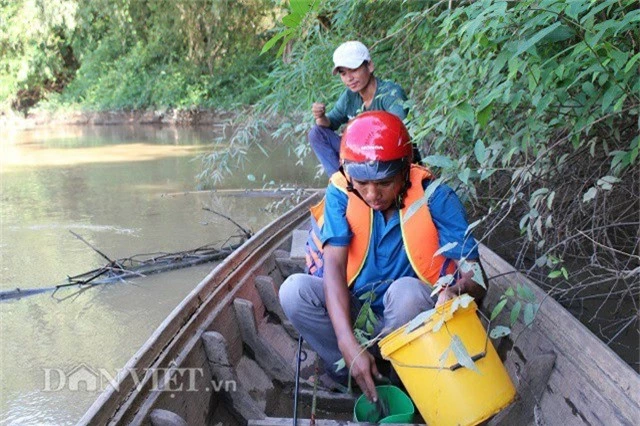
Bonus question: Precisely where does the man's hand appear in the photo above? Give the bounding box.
[312,102,330,127]
[341,339,380,403]
[436,260,487,306]
[436,269,474,306]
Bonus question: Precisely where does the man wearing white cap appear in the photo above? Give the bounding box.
[309,41,410,176]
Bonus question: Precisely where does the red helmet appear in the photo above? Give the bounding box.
[339,111,412,180]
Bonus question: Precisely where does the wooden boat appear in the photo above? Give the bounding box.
[79,192,640,426]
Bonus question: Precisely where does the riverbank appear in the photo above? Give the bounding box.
[0,108,235,130]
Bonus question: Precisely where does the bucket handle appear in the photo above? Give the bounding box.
[385,350,487,372]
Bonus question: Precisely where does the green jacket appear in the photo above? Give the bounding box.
[326,77,408,130]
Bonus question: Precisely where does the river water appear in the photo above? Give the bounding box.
[0,124,318,425]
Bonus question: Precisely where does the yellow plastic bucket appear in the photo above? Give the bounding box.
[378,297,516,426]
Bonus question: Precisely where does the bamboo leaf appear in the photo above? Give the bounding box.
[490,326,511,339]
[282,13,302,28]
[510,301,522,326]
[548,270,562,279]
[466,219,482,236]
[433,242,458,258]
[424,155,454,169]
[261,29,291,54]
[451,335,480,373]
[405,178,443,224]
[439,345,452,368]
[474,139,486,163]
[458,168,471,185]
[491,298,508,320]
[405,308,437,334]
[517,284,536,302]
[583,187,597,203]
[524,303,536,326]
[289,0,312,16]
[358,291,373,301]
[513,22,561,59]
[476,103,493,128]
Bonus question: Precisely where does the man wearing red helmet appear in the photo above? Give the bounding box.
[281,111,485,403]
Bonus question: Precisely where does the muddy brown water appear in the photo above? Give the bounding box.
[0,124,318,425]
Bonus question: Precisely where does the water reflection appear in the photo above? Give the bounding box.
[0,124,318,425]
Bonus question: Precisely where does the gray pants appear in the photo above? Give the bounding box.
[279,274,436,381]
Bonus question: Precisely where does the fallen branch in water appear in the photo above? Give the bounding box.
[202,207,252,239]
[0,234,249,302]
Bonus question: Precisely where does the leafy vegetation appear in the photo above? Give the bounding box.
[1,0,276,112]
[250,0,640,363]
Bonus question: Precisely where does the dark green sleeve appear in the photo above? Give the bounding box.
[326,89,350,130]
[380,83,408,120]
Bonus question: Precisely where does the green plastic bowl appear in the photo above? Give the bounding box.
[353,385,415,424]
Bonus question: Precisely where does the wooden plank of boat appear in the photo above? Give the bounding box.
[480,245,640,426]
[79,192,640,426]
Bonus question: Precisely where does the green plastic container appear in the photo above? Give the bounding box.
[353,385,415,424]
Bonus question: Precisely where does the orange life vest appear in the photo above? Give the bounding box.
[307,165,456,287]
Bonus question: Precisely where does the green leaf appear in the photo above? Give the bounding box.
[513,22,562,59]
[365,322,374,335]
[597,176,617,190]
[474,139,486,163]
[517,284,536,302]
[505,287,515,297]
[261,29,292,54]
[424,155,454,169]
[405,308,437,334]
[491,298,508,320]
[454,101,474,124]
[358,291,373,301]
[282,13,302,28]
[458,168,471,185]
[334,358,346,372]
[476,102,493,128]
[290,0,312,16]
[524,303,536,326]
[583,187,597,203]
[367,309,378,326]
[600,175,621,185]
[510,301,522,326]
[490,326,511,339]
[451,335,480,373]
[624,52,640,73]
[602,85,623,113]
[548,270,562,279]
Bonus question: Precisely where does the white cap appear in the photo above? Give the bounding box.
[332,41,371,75]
